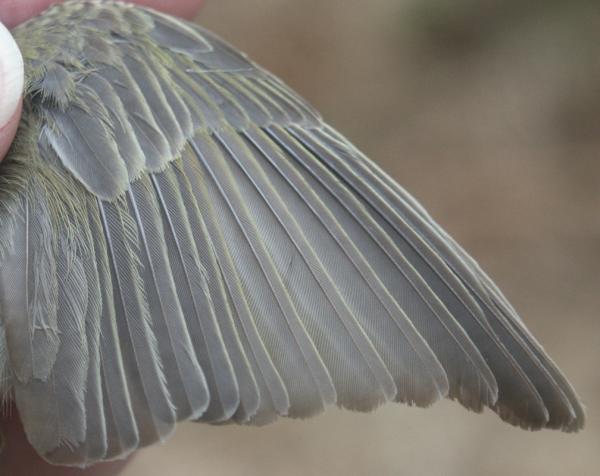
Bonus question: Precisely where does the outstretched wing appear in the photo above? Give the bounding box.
[0,0,583,467]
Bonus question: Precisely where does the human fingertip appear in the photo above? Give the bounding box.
[0,21,24,161]
[0,21,23,128]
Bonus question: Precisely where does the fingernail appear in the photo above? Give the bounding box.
[0,21,24,130]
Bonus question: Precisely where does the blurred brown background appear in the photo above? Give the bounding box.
[124,1,600,475]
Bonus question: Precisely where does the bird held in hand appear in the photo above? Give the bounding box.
[0,0,584,467]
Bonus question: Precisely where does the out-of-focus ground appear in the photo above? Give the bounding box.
[124,1,600,475]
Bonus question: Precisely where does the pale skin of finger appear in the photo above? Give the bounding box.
[0,3,204,473]
[0,0,205,28]
[0,18,23,162]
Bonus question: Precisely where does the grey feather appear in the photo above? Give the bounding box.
[170,157,260,422]
[289,126,554,427]
[122,45,186,158]
[128,176,210,421]
[182,154,289,422]
[76,219,107,465]
[43,85,130,200]
[248,125,497,409]
[151,167,239,422]
[292,126,581,428]
[87,202,139,460]
[221,127,400,411]
[15,233,88,461]
[98,59,172,173]
[146,62,195,138]
[82,72,146,182]
[193,132,337,417]
[146,9,212,56]
[98,198,176,443]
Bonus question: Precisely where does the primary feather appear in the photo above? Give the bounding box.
[0,0,584,467]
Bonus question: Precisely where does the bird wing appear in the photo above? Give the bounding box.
[0,0,583,467]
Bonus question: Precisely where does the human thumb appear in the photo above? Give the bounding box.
[0,21,24,162]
